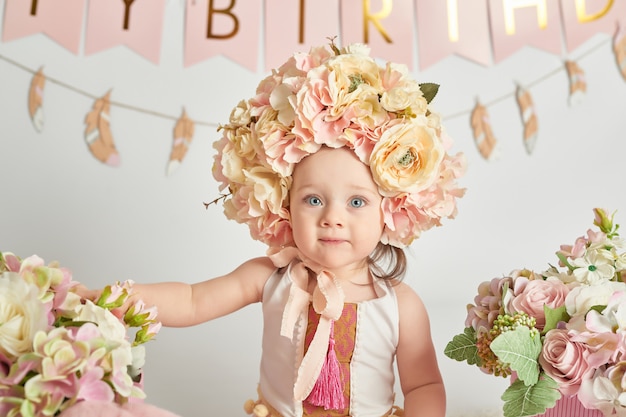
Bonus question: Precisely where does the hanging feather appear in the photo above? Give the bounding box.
[470,100,499,161]
[166,109,195,175]
[515,85,538,155]
[565,60,586,106]
[28,67,46,132]
[613,22,626,81]
[84,91,121,166]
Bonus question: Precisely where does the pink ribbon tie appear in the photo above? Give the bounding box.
[267,246,345,402]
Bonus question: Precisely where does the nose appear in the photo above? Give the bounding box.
[320,202,344,228]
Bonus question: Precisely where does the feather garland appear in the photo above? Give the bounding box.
[613,22,626,81]
[84,91,121,167]
[515,85,538,155]
[166,109,195,175]
[470,100,499,161]
[27,67,46,132]
[565,60,586,106]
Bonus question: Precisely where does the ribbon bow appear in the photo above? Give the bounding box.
[267,246,345,402]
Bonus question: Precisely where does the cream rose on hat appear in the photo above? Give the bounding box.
[212,40,466,248]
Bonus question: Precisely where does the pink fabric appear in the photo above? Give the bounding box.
[58,401,182,417]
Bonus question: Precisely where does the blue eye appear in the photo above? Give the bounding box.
[350,198,365,208]
[306,196,322,206]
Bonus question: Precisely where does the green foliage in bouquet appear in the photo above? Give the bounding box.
[490,325,541,385]
[443,327,480,366]
[502,377,560,417]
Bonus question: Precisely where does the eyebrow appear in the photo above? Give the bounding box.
[291,182,379,196]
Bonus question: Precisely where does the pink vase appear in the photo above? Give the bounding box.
[532,394,604,417]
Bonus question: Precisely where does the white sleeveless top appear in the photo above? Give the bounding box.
[258,263,400,416]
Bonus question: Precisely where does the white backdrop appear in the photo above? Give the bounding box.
[1,2,626,416]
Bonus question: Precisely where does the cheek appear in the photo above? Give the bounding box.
[369,207,385,230]
[370,223,385,241]
[360,211,385,241]
[374,214,386,239]
[289,211,311,241]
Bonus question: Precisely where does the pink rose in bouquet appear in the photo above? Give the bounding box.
[508,277,569,331]
[539,328,595,396]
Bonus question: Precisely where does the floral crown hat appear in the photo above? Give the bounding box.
[212,40,466,249]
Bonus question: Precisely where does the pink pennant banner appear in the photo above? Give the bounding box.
[489,0,563,63]
[2,0,85,54]
[84,0,166,64]
[416,0,492,70]
[184,0,261,70]
[5,0,623,72]
[340,0,415,69]
[265,0,340,71]
[560,0,626,52]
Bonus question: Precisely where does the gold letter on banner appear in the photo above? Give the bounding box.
[575,0,613,23]
[122,0,136,30]
[503,0,548,35]
[363,0,392,43]
[30,0,38,15]
[447,0,459,42]
[299,0,305,43]
[207,0,239,39]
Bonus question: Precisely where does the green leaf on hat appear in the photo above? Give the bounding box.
[501,376,561,417]
[419,83,439,104]
[490,326,541,385]
[444,327,481,365]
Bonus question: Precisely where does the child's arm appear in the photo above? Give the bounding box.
[82,256,276,328]
[395,283,446,417]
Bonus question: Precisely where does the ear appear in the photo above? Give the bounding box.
[283,198,292,224]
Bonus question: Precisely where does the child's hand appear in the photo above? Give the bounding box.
[73,283,101,302]
[71,281,161,344]
[71,283,129,321]
[72,282,133,315]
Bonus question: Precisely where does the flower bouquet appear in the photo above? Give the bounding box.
[445,208,626,417]
[0,251,161,417]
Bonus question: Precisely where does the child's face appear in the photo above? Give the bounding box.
[289,147,384,275]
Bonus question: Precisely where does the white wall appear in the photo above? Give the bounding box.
[1,3,626,416]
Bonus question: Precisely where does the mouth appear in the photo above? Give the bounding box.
[319,238,346,244]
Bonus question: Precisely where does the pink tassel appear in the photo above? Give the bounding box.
[306,321,345,410]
